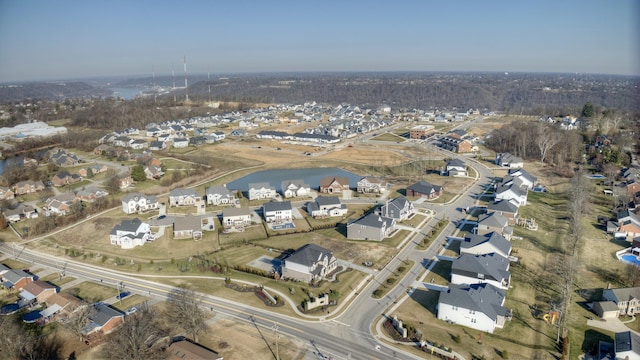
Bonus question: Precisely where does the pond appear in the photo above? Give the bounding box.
[226,167,363,192]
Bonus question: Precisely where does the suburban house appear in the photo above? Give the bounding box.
[121,193,159,214]
[1,269,34,291]
[356,177,388,194]
[173,215,205,240]
[486,200,519,224]
[306,196,348,218]
[263,200,293,223]
[222,207,252,232]
[144,165,164,180]
[109,218,151,249]
[3,203,38,223]
[437,283,510,334]
[593,300,621,319]
[172,138,189,148]
[444,158,467,177]
[319,176,350,194]
[41,292,86,320]
[615,331,640,360]
[75,187,109,202]
[377,196,414,221]
[346,213,396,241]
[281,180,312,198]
[495,153,524,169]
[82,304,125,335]
[20,280,58,304]
[476,212,512,240]
[460,232,512,258]
[451,252,511,290]
[603,287,640,316]
[507,168,538,190]
[494,180,528,206]
[169,188,200,207]
[282,243,338,282]
[52,171,83,187]
[13,180,45,195]
[406,181,443,200]
[616,210,640,238]
[0,186,14,200]
[45,198,71,216]
[115,172,134,189]
[167,338,224,360]
[206,185,237,206]
[247,182,277,201]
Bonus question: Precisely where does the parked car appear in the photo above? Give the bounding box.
[116,291,131,300]
[125,307,137,315]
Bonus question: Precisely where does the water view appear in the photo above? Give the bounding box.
[226,167,363,192]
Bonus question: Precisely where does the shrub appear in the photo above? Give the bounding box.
[501,350,509,359]
[397,266,406,273]
[386,277,396,284]
[453,334,461,343]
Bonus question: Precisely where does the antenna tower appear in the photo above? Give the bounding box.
[183,56,189,103]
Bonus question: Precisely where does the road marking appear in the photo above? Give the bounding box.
[331,320,350,327]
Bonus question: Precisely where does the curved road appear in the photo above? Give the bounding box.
[1,138,493,360]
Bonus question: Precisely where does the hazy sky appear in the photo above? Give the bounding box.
[0,0,638,82]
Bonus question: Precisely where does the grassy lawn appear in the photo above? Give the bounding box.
[401,213,426,228]
[371,132,406,142]
[110,294,149,312]
[417,219,449,250]
[64,282,117,303]
[0,258,31,270]
[39,273,77,287]
[385,229,411,248]
[372,260,414,298]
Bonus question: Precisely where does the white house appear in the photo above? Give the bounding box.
[263,200,293,223]
[248,182,277,201]
[109,218,151,249]
[495,153,524,169]
[356,177,388,194]
[460,232,512,259]
[281,180,312,198]
[437,283,510,334]
[507,168,538,190]
[494,181,528,206]
[222,207,252,232]
[121,193,159,214]
[451,252,511,290]
[169,188,200,207]
[615,331,640,360]
[306,196,348,218]
[282,244,337,282]
[206,186,236,206]
[445,158,467,177]
[172,138,189,148]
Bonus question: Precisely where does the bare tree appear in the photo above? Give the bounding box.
[99,309,168,360]
[166,287,207,342]
[64,305,92,342]
[626,264,640,287]
[535,123,561,164]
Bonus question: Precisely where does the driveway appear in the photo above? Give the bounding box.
[587,317,639,334]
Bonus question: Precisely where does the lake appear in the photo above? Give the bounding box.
[226,167,363,192]
[109,87,144,100]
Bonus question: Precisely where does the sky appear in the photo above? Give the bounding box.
[0,0,638,82]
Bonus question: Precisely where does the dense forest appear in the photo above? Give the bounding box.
[3,72,639,114]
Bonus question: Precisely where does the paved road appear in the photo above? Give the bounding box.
[0,122,492,359]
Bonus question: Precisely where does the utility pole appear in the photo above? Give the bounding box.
[272,322,280,360]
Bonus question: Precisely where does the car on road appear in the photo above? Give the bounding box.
[125,307,137,315]
[158,215,166,220]
[116,291,131,300]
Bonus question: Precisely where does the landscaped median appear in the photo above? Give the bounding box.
[416,219,449,250]
[371,260,414,299]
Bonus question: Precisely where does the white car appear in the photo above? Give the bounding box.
[125,307,137,315]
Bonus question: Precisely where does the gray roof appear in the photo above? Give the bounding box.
[439,283,508,321]
[281,179,310,190]
[286,244,333,267]
[169,188,197,197]
[263,200,292,213]
[495,181,527,197]
[122,192,157,203]
[90,304,124,326]
[615,331,640,356]
[477,212,508,229]
[110,218,143,235]
[174,215,202,232]
[2,269,33,285]
[407,181,442,195]
[507,168,538,183]
[446,158,466,167]
[315,196,341,207]
[248,182,274,190]
[206,185,233,197]
[352,212,394,230]
[452,253,510,282]
[486,200,519,214]
[606,287,640,302]
[223,207,251,217]
[461,232,511,256]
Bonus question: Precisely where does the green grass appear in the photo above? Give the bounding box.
[38,274,77,287]
[372,260,414,298]
[417,219,449,250]
[371,133,406,142]
[110,294,149,312]
[402,213,427,228]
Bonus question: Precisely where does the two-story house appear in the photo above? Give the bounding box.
[356,177,388,194]
[169,188,200,207]
[319,176,350,194]
[281,180,312,198]
[476,212,513,240]
[603,287,640,317]
[222,207,252,232]
[306,196,348,218]
[437,283,510,334]
[451,252,511,290]
[444,158,467,177]
[282,244,337,282]
[406,181,443,200]
[248,182,277,201]
[109,218,151,249]
[377,196,414,221]
[121,193,159,214]
[346,213,396,241]
[206,186,237,206]
[460,232,512,259]
[263,201,293,223]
